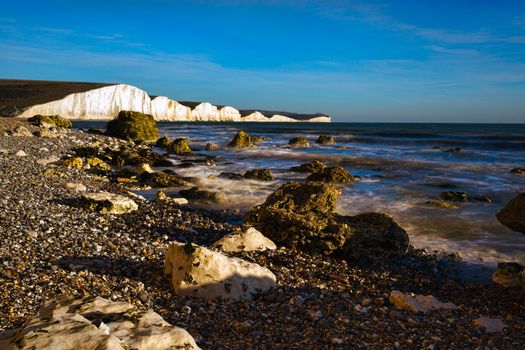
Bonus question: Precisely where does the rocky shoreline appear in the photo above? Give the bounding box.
[0,117,524,349]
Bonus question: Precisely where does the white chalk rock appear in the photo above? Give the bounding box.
[15,150,27,157]
[212,227,277,252]
[164,242,276,300]
[389,290,456,313]
[82,191,138,214]
[474,317,508,333]
[0,296,200,350]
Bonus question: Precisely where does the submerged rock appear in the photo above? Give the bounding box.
[212,227,277,252]
[218,172,244,180]
[205,142,219,151]
[179,187,226,204]
[0,295,200,350]
[290,160,327,173]
[315,135,335,145]
[306,166,356,184]
[425,200,459,209]
[439,191,468,202]
[155,136,171,148]
[28,114,72,129]
[167,138,192,154]
[164,242,276,300]
[228,131,255,148]
[106,110,159,142]
[81,191,138,214]
[244,168,275,181]
[288,136,309,148]
[492,262,525,288]
[497,192,525,234]
[510,167,525,175]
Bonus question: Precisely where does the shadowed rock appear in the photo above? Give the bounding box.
[497,192,525,234]
[315,135,335,145]
[492,262,525,288]
[288,137,309,148]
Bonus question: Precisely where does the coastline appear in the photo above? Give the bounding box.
[0,117,524,348]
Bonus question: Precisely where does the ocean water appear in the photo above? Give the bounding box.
[77,122,525,265]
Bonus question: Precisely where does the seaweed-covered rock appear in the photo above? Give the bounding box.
[179,187,226,204]
[167,138,192,154]
[316,135,335,145]
[28,114,72,129]
[244,169,275,181]
[288,137,309,148]
[146,172,187,187]
[155,136,171,148]
[63,156,84,169]
[439,191,468,202]
[497,192,525,234]
[85,157,111,171]
[206,142,219,151]
[290,160,327,173]
[106,110,159,142]
[228,131,254,148]
[306,166,356,184]
[81,192,138,214]
[510,167,525,175]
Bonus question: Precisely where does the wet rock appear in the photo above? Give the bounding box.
[81,191,138,214]
[290,160,327,173]
[0,295,200,349]
[315,135,335,145]
[164,242,276,300]
[155,136,171,148]
[146,172,187,187]
[85,157,111,171]
[306,166,356,184]
[425,200,459,209]
[492,262,525,288]
[497,192,525,234]
[137,163,154,174]
[389,290,456,314]
[212,227,277,252]
[510,167,525,175]
[179,187,226,204]
[218,172,244,180]
[206,142,219,151]
[439,191,468,202]
[62,182,87,192]
[28,114,72,129]
[474,317,507,333]
[228,131,255,148]
[244,169,275,181]
[152,158,173,167]
[167,138,192,154]
[9,126,33,137]
[106,110,159,142]
[288,137,309,148]
[155,191,189,205]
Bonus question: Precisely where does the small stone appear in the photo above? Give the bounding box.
[15,150,27,157]
[63,183,87,192]
[474,317,507,333]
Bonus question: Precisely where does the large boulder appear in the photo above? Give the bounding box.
[492,262,525,288]
[167,138,192,154]
[106,110,159,142]
[288,137,309,148]
[211,227,277,252]
[81,191,138,214]
[497,193,525,234]
[306,165,356,184]
[28,114,72,129]
[244,169,275,181]
[164,242,276,300]
[0,296,200,350]
[290,160,327,173]
[228,131,254,148]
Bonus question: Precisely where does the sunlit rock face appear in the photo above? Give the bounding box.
[219,106,242,121]
[150,96,191,121]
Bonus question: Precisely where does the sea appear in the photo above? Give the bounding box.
[76,121,525,267]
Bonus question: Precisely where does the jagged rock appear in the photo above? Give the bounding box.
[62,182,87,192]
[63,157,84,169]
[205,143,219,151]
[155,191,189,205]
[510,167,525,175]
[167,138,192,154]
[315,135,335,145]
[145,172,187,187]
[228,131,254,148]
[290,160,327,173]
[10,126,33,137]
[137,163,154,174]
[212,227,277,252]
[0,295,200,350]
[306,166,356,184]
[439,191,468,202]
[425,200,459,209]
[179,187,226,204]
[106,110,159,141]
[81,191,138,214]
[389,290,456,314]
[492,262,525,288]
[244,169,275,181]
[155,136,171,148]
[288,136,309,148]
[497,193,525,234]
[28,114,72,129]
[164,242,276,300]
[474,317,507,333]
[218,172,244,180]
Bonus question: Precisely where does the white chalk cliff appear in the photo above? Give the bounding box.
[15,83,331,122]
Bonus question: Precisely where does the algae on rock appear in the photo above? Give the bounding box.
[106,110,159,142]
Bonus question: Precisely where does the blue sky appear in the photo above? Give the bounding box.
[1,0,524,122]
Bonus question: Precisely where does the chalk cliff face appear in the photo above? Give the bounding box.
[14,83,331,122]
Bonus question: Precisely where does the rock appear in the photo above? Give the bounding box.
[137,163,154,174]
[425,200,459,209]
[288,136,309,148]
[81,191,138,214]
[155,136,171,148]
[106,110,159,141]
[290,160,327,173]
[218,172,244,180]
[228,131,255,148]
[167,138,192,154]
[244,168,275,181]
[205,142,219,151]
[15,150,27,157]
[492,262,525,288]
[212,227,277,252]
[497,192,525,234]
[0,295,200,349]
[179,187,226,204]
[474,317,507,333]
[36,127,63,138]
[152,158,173,167]
[36,155,60,166]
[85,157,111,171]
[164,242,276,300]
[389,290,456,314]
[28,114,72,129]
[510,167,525,175]
[439,191,468,202]
[10,125,33,137]
[155,191,189,205]
[63,182,87,192]
[445,147,462,153]
[146,172,187,187]
[315,135,335,145]
[306,166,356,184]
[63,156,84,169]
